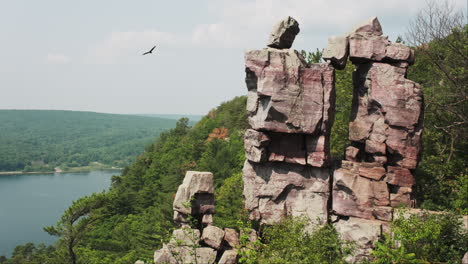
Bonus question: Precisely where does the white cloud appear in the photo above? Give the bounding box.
[87,30,182,64]
[191,0,466,48]
[45,53,70,64]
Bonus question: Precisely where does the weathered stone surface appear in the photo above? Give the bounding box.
[373,206,393,221]
[173,171,214,217]
[350,17,383,36]
[385,166,415,187]
[243,160,329,225]
[224,228,240,248]
[219,250,238,264]
[244,129,270,163]
[390,186,412,207]
[267,16,300,49]
[350,62,423,169]
[358,162,386,180]
[245,49,335,135]
[201,225,225,250]
[345,146,360,161]
[202,214,213,225]
[335,217,383,263]
[323,35,349,69]
[154,244,177,264]
[385,43,413,62]
[195,247,217,264]
[169,228,200,246]
[349,33,389,62]
[462,251,468,264]
[333,167,389,219]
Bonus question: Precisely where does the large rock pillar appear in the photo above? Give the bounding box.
[242,16,335,227]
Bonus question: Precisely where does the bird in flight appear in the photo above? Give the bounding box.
[142,45,156,55]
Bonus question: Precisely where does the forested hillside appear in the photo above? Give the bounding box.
[0,110,178,172]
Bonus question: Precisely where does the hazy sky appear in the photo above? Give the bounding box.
[1,0,466,115]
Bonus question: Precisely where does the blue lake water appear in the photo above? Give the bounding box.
[0,170,117,257]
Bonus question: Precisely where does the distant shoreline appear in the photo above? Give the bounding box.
[0,168,122,176]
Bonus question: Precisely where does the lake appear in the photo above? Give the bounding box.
[0,170,118,257]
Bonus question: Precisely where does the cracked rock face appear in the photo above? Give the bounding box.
[243,160,329,225]
[173,171,214,225]
[245,49,335,136]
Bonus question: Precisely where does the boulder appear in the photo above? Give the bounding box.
[345,146,360,161]
[267,16,300,49]
[335,217,383,262]
[349,33,389,62]
[350,17,383,36]
[463,252,468,264]
[154,244,177,264]
[385,43,413,63]
[201,225,225,249]
[173,171,214,225]
[219,250,239,264]
[224,228,240,248]
[202,214,213,225]
[169,228,200,246]
[195,247,217,264]
[323,36,349,69]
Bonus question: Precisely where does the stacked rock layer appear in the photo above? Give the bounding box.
[242,16,335,227]
[155,171,249,264]
[323,17,423,261]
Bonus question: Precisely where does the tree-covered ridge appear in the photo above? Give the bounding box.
[0,110,178,172]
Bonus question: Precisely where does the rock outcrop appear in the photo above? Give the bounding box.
[154,171,243,264]
[328,17,423,262]
[243,16,334,227]
[243,16,423,262]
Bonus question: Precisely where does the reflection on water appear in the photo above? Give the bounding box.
[0,170,117,257]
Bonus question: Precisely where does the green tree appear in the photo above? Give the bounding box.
[372,211,467,263]
[44,193,107,264]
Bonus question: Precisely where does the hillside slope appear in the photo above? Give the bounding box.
[0,110,178,172]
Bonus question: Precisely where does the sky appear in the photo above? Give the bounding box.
[0,0,466,115]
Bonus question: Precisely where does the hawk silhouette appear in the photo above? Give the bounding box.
[142,45,156,55]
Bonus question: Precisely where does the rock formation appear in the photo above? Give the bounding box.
[324,17,422,262]
[152,16,424,264]
[242,16,424,262]
[154,171,253,264]
[243,17,335,228]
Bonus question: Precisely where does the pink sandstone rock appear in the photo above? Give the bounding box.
[385,166,415,187]
[245,49,335,135]
[244,129,270,163]
[345,146,360,161]
[390,186,412,207]
[333,167,389,219]
[243,160,329,225]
